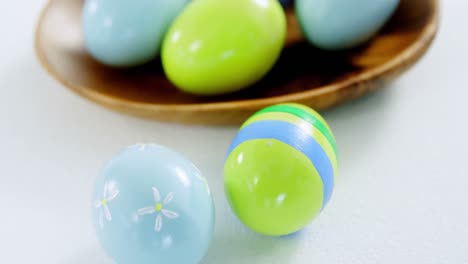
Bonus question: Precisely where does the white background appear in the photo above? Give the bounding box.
[1,1,467,263]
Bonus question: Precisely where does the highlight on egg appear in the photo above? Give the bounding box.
[224,103,338,236]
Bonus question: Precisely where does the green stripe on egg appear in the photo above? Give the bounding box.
[249,103,337,154]
[224,103,339,236]
[242,111,338,177]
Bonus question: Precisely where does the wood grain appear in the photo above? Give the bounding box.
[35,0,439,125]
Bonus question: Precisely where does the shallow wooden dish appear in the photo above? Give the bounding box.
[35,0,438,125]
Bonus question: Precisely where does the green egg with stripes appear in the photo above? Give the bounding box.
[224,103,338,236]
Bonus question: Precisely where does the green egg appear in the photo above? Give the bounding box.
[224,103,338,236]
[161,0,286,95]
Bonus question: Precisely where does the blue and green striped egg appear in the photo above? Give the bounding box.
[224,103,338,236]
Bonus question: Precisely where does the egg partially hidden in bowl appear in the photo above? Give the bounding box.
[296,0,400,50]
[82,0,189,67]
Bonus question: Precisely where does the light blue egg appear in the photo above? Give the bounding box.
[296,0,400,50]
[82,0,189,67]
[92,144,214,264]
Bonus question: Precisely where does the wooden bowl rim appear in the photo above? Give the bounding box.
[34,0,439,113]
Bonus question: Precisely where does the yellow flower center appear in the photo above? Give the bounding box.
[155,203,162,212]
[102,198,108,205]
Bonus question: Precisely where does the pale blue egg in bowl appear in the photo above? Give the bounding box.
[82,0,190,67]
[296,0,400,50]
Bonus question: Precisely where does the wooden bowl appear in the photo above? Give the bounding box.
[35,0,438,125]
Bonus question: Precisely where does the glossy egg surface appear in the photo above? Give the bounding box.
[224,103,338,236]
[92,144,214,264]
[162,0,287,95]
[296,0,400,50]
[82,0,189,67]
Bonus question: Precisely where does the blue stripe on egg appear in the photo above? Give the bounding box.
[226,120,335,207]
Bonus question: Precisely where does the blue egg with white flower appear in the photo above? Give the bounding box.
[92,144,215,264]
[82,0,190,67]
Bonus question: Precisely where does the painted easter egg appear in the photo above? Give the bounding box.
[92,144,214,264]
[296,0,400,50]
[82,0,189,67]
[161,0,287,95]
[224,103,338,236]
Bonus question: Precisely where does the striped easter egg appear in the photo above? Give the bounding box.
[224,103,338,236]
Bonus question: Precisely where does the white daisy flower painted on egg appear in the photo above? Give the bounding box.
[137,187,179,232]
[94,181,120,229]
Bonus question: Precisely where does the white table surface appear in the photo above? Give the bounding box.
[1,1,468,263]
